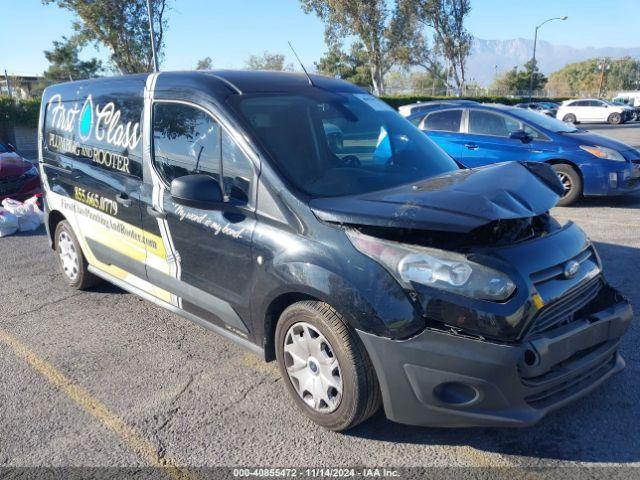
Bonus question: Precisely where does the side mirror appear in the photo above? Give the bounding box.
[170,174,224,210]
[7,143,16,152]
[509,130,533,144]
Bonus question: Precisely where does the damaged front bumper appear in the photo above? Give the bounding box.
[357,284,632,428]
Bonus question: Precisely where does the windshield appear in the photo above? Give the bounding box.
[231,91,458,197]
[0,143,7,153]
[510,108,579,133]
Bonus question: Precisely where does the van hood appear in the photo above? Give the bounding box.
[310,162,564,233]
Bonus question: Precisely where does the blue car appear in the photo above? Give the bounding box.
[408,104,640,205]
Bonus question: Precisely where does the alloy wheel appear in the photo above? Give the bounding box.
[283,322,343,413]
[556,171,572,197]
[58,231,80,281]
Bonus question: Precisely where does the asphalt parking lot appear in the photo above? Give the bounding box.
[1,124,639,476]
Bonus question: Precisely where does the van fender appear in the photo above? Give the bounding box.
[256,260,425,341]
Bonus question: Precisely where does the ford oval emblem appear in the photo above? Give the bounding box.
[563,260,580,279]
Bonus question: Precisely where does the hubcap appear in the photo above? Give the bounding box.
[556,172,572,197]
[58,231,79,281]
[283,322,343,413]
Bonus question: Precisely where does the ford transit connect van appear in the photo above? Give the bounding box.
[40,71,632,431]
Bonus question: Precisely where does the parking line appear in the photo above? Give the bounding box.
[0,327,197,480]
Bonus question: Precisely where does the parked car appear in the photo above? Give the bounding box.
[398,99,477,119]
[556,98,634,124]
[612,91,640,108]
[41,72,632,431]
[611,93,640,120]
[409,103,640,205]
[515,102,559,118]
[0,142,41,202]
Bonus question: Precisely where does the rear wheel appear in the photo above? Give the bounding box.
[562,113,577,123]
[54,220,101,289]
[608,112,623,125]
[553,164,582,206]
[275,301,381,431]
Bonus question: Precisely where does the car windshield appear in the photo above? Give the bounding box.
[0,143,8,153]
[510,108,579,133]
[231,91,459,197]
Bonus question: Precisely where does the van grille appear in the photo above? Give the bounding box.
[527,276,602,336]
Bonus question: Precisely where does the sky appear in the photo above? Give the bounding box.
[1,0,638,76]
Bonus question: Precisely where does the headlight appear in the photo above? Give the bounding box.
[347,230,516,302]
[580,145,626,162]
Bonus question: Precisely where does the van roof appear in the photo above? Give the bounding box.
[43,70,363,98]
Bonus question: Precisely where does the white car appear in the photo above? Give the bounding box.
[556,99,634,125]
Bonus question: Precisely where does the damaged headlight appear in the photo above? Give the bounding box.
[347,230,516,302]
[579,145,626,162]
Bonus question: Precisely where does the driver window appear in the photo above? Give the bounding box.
[152,102,221,184]
[468,110,521,137]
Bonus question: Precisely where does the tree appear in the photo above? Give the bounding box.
[524,59,547,93]
[547,57,640,96]
[315,43,372,88]
[196,57,213,70]
[408,67,447,93]
[300,0,410,95]
[491,60,547,95]
[42,0,169,74]
[245,52,293,71]
[42,36,102,82]
[401,0,473,92]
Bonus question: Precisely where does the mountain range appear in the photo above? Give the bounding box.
[468,38,640,86]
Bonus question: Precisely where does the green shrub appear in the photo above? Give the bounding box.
[0,97,41,129]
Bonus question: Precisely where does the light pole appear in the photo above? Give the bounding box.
[528,16,567,101]
[146,0,159,73]
[597,59,611,98]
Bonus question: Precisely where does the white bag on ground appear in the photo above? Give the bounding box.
[0,208,19,237]
[1,196,43,232]
[24,195,45,223]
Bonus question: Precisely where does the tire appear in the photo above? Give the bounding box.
[275,301,381,431]
[54,220,101,289]
[562,113,577,124]
[608,112,622,125]
[552,164,582,207]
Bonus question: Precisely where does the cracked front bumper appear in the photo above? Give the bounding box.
[357,293,632,428]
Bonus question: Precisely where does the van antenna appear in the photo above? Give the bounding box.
[288,41,314,87]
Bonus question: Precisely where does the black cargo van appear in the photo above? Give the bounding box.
[39,71,632,431]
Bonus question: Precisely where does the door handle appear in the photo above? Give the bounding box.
[464,143,479,150]
[147,205,167,219]
[115,193,132,208]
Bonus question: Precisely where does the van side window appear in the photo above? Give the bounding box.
[152,102,221,184]
[221,130,252,203]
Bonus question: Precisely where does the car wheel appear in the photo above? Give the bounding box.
[553,164,582,207]
[562,114,577,123]
[55,220,101,289]
[275,301,381,431]
[608,112,622,125]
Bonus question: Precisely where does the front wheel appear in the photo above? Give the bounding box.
[55,220,101,289]
[553,164,583,206]
[608,112,623,125]
[562,113,577,124]
[275,301,381,431]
